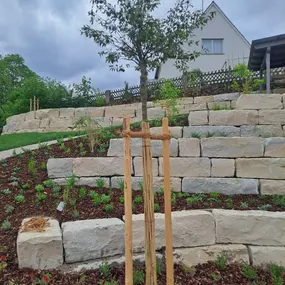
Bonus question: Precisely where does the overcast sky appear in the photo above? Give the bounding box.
[0,0,284,91]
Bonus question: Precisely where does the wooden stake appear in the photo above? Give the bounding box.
[123,117,133,285]
[37,99,39,110]
[162,117,174,285]
[30,99,32,112]
[33,96,36,118]
[142,121,157,285]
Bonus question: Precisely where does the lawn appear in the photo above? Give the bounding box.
[0,131,85,151]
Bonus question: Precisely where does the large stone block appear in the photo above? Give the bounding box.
[159,158,210,177]
[189,103,207,111]
[25,111,36,121]
[183,126,240,138]
[249,246,285,266]
[87,107,105,117]
[127,210,215,252]
[36,109,59,119]
[194,96,213,104]
[39,118,51,129]
[236,158,285,179]
[74,108,88,118]
[137,107,165,120]
[105,105,136,118]
[18,119,40,130]
[240,125,283,137]
[59,108,75,118]
[6,113,26,124]
[17,218,63,269]
[62,218,125,263]
[211,159,235,177]
[133,157,158,176]
[73,157,133,176]
[2,122,19,133]
[174,244,249,267]
[260,180,285,195]
[259,110,285,125]
[188,111,208,126]
[178,138,200,157]
[47,158,74,178]
[180,97,194,104]
[264,137,285,157]
[150,126,182,138]
[214,209,285,245]
[107,138,178,157]
[213,93,240,102]
[111,176,181,192]
[182,178,258,195]
[236,94,282,110]
[201,137,264,158]
[49,118,75,129]
[209,110,258,126]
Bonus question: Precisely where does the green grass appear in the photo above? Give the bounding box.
[0,131,85,151]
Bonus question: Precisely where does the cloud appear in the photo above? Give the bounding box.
[0,0,284,92]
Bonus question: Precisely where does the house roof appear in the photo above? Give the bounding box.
[248,33,285,71]
[154,1,250,79]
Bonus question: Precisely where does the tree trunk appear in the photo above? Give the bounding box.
[140,63,148,121]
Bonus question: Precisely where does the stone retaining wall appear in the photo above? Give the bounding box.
[17,210,285,270]
[48,136,285,195]
[2,93,241,134]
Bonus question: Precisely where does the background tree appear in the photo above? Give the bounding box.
[81,0,213,121]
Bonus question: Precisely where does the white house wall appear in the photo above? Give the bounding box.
[159,5,251,79]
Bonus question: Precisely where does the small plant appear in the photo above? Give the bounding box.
[154,203,160,212]
[211,272,221,281]
[177,192,183,198]
[191,132,201,139]
[241,264,257,280]
[69,198,77,207]
[89,190,97,199]
[96,178,105,190]
[101,194,111,204]
[78,187,87,199]
[22,183,30,190]
[215,254,227,270]
[240,202,248,209]
[211,104,232,111]
[1,219,11,231]
[269,263,284,282]
[257,204,272,211]
[205,132,215,138]
[28,159,37,176]
[272,195,285,207]
[134,196,143,204]
[171,193,176,205]
[72,209,80,219]
[66,175,77,189]
[104,204,113,212]
[15,194,25,203]
[1,189,11,195]
[43,180,53,188]
[118,179,125,191]
[186,195,203,205]
[35,184,44,192]
[99,262,111,278]
[133,269,145,285]
[119,196,124,204]
[36,192,47,202]
[40,162,47,170]
[52,184,61,198]
[138,181,144,192]
[5,205,15,214]
[207,197,218,203]
[210,192,220,198]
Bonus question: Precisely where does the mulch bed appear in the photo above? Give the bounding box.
[1,126,285,284]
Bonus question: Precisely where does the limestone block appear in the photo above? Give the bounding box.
[77,177,110,188]
[133,157,158,176]
[105,105,135,118]
[211,159,235,177]
[111,117,123,127]
[74,108,88,118]
[150,126,182,138]
[25,111,36,121]
[209,110,258,126]
[214,209,285,246]
[2,122,19,133]
[126,210,215,252]
[188,111,208,126]
[36,109,59,119]
[59,108,75,118]
[240,125,283,137]
[93,117,111,127]
[231,100,237,109]
[182,178,258,195]
[39,118,51,129]
[87,107,105,117]
[259,110,285,125]
[194,96,213,104]
[159,158,210,177]
[6,113,26,124]
[136,107,165,120]
[264,137,285,157]
[189,103,207,111]
[213,93,240,102]
[18,119,40,130]
[111,176,181,192]
[249,246,285,266]
[236,94,282,110]
[183,126,240,138]
[260,180,285,195]
[62,218,125,263]
[178,138,200,157]
[201,137,264,158]
[73,157,132,177]
[236,158,285,179]
[49,118,75,129]
[283,94,285,108]
[174,244,249,267]
[17,218,63,269]
[207,101,231,110]
[180,97,194,105]
[107,138,178,157]
[47,158,74,178]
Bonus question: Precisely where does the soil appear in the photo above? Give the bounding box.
[1,125,285,284]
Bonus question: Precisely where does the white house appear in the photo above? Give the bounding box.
[156,1,251,79]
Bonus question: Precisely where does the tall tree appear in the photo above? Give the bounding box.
[81,0,213,121]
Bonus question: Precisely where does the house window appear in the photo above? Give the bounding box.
[202,39,223,54]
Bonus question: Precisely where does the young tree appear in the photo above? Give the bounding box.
[81,0,213,121]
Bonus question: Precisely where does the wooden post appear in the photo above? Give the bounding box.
[142,121,157,285]
[37,99,39,110]
[33,96,36,118]
[162,118,174,285]
[123,117,133,285]
[30,99,32,112]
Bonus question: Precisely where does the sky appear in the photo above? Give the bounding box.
[0,0,284,91]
